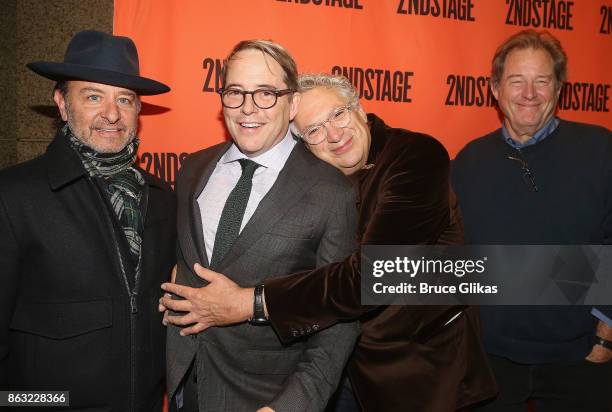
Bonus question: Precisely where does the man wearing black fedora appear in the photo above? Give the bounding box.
[0,30,176,411]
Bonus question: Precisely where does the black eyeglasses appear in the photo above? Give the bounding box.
[217,88,294,109]
[507,155,538,192]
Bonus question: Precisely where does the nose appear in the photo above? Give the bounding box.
[523,81,536,99]
[325,121,343,143]
[241,93,258,115]
[101,100,121,123]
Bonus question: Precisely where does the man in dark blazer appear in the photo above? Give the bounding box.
[162,41,359,412]
[0,31,176,411]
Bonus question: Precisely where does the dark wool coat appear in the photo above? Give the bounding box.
[0,132,176,412]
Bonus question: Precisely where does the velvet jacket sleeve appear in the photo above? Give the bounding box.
[265,126,452,343]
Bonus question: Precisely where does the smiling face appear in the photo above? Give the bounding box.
[222,49,299,157]
[492,47,561,143]
[294,86,370,176]
[54,80,140,153]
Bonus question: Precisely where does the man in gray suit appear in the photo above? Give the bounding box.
[162,40,360,412]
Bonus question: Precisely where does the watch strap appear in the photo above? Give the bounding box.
[594,336,612,350]
[249,284,269,325]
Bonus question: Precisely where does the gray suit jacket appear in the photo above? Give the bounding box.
[167,141,360,412]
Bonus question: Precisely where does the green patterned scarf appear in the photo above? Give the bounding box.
[65,124,145,272]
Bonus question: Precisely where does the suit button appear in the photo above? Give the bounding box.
[312,324,319,331]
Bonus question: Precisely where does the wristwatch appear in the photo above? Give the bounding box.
[249,284,270,326]
[594,336,612,350]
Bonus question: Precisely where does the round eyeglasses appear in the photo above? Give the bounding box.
[296,105,355,145]
[217,88,295,109]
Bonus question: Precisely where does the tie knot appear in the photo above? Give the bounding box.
[238,158,260,178]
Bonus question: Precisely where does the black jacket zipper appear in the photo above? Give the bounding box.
[90,177,148,412]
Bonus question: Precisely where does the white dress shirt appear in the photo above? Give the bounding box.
[197,130,297,261]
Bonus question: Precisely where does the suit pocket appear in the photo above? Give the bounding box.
[265,222,314,240]
[242,349,302,375]
[10,300,112,339]
[8,300,114,395]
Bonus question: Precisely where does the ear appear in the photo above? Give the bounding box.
[53,89,69,122]
[355,103,368,122]
[490,82,500,101]
[288,92,301,121]
[290,122,307,147]
[555,81,563,98]
[135,96,142,114]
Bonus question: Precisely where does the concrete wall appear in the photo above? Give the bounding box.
[0,0,113,170]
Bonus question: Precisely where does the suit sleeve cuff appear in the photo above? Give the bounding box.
[591,307,612,326]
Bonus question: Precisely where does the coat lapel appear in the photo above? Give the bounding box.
[46,132,88,191]
[177,143,231,283]
[215,144,319,274]
[46,134,136,288]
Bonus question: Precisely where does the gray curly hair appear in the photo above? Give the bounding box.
[297,73,360,107]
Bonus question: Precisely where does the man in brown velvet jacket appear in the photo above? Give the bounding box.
[161,74,497,411]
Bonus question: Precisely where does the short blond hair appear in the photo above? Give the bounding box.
[223,39,298,90]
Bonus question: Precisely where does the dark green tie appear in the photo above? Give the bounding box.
[211,158,260,268]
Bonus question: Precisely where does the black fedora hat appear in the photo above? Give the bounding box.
[27,30,170,96]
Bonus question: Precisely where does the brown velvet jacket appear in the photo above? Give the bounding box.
[265,114,496,412]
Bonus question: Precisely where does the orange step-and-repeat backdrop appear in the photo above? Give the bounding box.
[114,0,612,186]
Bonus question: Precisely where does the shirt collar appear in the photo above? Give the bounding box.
[502,116,559,149]
[221,128,297,172]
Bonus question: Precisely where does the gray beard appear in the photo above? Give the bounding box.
[64,103,137,154]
